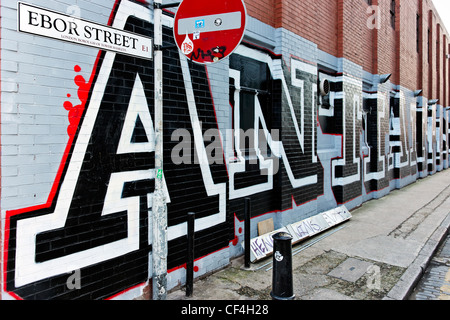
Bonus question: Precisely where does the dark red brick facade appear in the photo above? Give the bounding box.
[247,0,449,102]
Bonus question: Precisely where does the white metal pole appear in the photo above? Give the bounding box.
[152,0,168,300]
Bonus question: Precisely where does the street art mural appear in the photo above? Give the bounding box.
[5,0,233,299]
[362,91,392,193]
[1,0,447,299]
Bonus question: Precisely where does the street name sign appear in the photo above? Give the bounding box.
[173,0,247,64]
[18,2,153,60]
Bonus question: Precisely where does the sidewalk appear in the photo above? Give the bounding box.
[167,170,450,300]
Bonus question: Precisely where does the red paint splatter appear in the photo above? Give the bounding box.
[232,235,239,246]
[63,65,89,137]
[181,263,199,272]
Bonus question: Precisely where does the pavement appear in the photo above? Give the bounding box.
[167,170,450,301]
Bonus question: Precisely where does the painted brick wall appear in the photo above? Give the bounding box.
[1,0,233,300]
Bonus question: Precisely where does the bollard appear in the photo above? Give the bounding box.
[244,197,251,268]
[186,212,195,297]
[270,232,295,300]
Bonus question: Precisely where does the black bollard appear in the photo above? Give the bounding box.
[270,232,295,300]
[244,198,251,268]
[186,212,195,297]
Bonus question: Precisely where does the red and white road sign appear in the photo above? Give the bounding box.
[174,0,247,64]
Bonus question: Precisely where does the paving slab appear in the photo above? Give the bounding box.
[328,258,373,282]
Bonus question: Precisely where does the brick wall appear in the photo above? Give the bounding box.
[340,0,374,73]
[245,0,450,100]
[276,0,339,58]
[245,0,277,27]
[398,0,419,91]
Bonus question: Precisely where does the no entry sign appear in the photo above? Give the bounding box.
[174,0,247,64]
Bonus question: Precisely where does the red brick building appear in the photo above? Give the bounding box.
[247,0,449,105]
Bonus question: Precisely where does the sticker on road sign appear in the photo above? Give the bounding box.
[181,34,194,55]
[195,19,205,29]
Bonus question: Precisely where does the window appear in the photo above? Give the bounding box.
[428,28,431,63]
[390,0,396,29]
[416,14,420,53]
[436,37,440,72]
[229,54,273,155]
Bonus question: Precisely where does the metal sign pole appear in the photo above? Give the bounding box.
[152,0,168,300]
[150,0,244,299]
